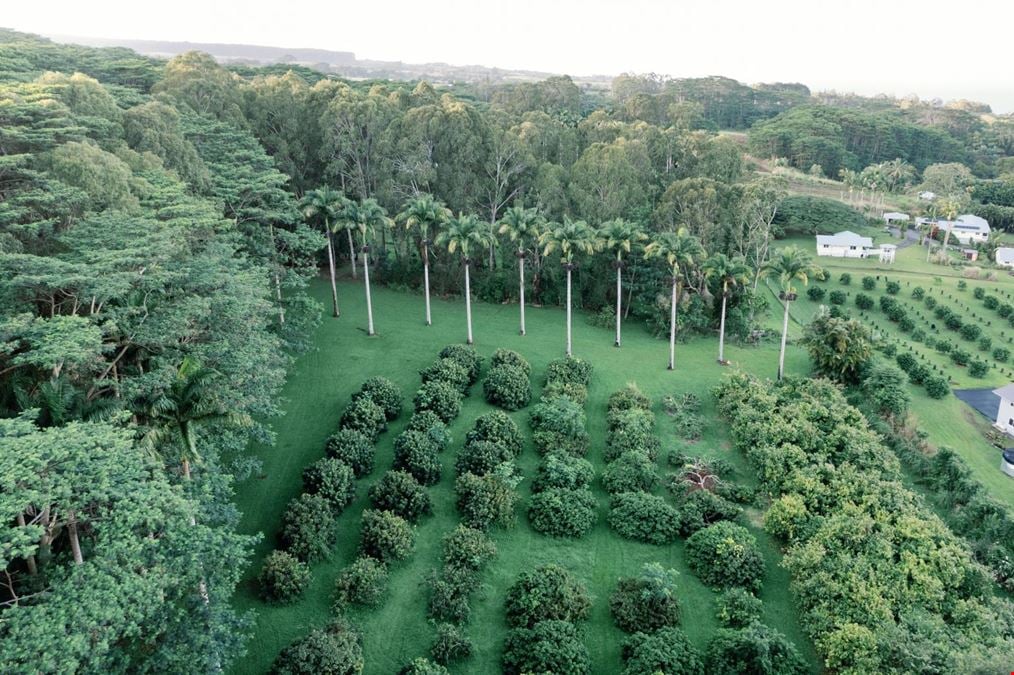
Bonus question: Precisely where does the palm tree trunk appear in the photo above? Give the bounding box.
[346,228,357,278]
[718,289,728,364]
[363,249,375,336]
[326,230,340,317]
[566,266,573,356]
[615,261,622,347]
[778,299,790,380]
[519,255,526,336]
[464,260,474,345]
[668,279,677,370]
[423,242,432,326]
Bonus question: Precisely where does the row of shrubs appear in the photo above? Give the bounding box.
[259,377,404,607]
[892,349,952,398]
[527,357,597,538]
[482,348,532,410]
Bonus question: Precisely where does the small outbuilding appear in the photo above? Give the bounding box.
[996,247,1014,268]
[879,243,897,263]
[1004,449,1014,478]
[816,230,873,258]
[962,248,979,262]
[883,212,910,226]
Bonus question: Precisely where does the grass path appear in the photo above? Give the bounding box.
[229,278,816,674]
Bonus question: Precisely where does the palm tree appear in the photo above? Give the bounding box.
[703,253,751,365]
[342,198,392,336]
[599,218,647,348]
[437,213,495,344]
[540,216,600,356]
[645,228,704,370]
[397,194,451,326]
[761,246,820,380]
[298,186,345,318]
[498,205,544,336]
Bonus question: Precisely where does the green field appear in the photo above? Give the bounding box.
[230,278,818,674]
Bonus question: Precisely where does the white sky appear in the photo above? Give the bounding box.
[6,0,1014,112]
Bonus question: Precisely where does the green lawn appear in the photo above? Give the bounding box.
[229,278,818,674]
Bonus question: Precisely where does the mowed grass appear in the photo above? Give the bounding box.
[229,277,819,674]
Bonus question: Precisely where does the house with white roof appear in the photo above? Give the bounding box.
[996,247,1014,268]
[948,214,990,244]
[815,230,874,258]
[883,212,909,225]
[994,384,1014,435]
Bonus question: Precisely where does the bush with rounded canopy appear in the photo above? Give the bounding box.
[258,549,311,604]
[333,556,388,609]
[854,293,874,310]
[828,290,846,305]
[532,452,595,492]
[674,489,742,536]
[885,280,900,295]
[490,347,531,375]
[505,564,591,628]
[838,272,851,285]
[455,469,519,531]
[685,521,765,592]
[483,365,531,411]
[438,344,483,384]
[715,587,763,628]
[414,380,462,422]
[302,457,356,511]
[353,376,403,420]
[861,276,875,290]
[397,658,449,675]
[705,623,808,675]
[339,397,386,441]
[621,627,703,675]
[605,408,660,461]
[861,361,911,417]
[272,619,363,675]
[925,375,950,399]
[442,524,497,571]
[393,430,442,486]
[543,380,588,404]
[608,492,680,545]
[608,384,652,413]
[969,359,989,378]
[406,410,452,451]
[602,451,658,494]
[430,623,472,665]
[806,286,826,301]
[426,564,479,624]
[502,620,590,675]
[527,488,597,538]
[464,410,523,457]
[420,358,470,393]
[545,356,593,386]
[530,396,589,456]
[359,509,415,563]
[609,563,681,633]
[455,439,513,477]
[325,429,375,478]
[282,493,338,562]
[369,470,433,522]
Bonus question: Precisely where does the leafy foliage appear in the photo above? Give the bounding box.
[609,563,682,633]
[527,488,598,537]
[504,564,592,628]
[258,550,311,604]
[607,492,680,545]
[359,509,415,563]
[368,470,433,522]
[482,364,532,410]
[282,493,338,563]
[333,556,389,609]
[685,521,766,592]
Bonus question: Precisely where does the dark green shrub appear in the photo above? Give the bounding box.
[958,279,967,291]
[420,358,470,393]
[950,348,970,366]
[282,493,337,563]
[861,276,875,290]
[455,439,513,477]
[406,410,452,451]
[608,384,652,412]
[490,348,531,376]
[325,428,375,478]
[258,550,311,604]
[885,280,900,295]
[973,287,986,300]
[339,397,386,441]
[369,470,433,522]
[543,380,588,404]
[483,365,531,410]
[978,336,993,352]
[608,492,680,545]
[715,588,763,628]
[838,272,851,285]
[674,489,742,536]
[999,304,1013,318]
[908,363,930,385]
[398,658,449,675]
[455,469,519,530]
[898,317,915,333]
[545,356,593,386]
[505,564,591,628]
[359,509,415,563]
[828,290,846,305]
[984,295,1000,310]
[994,347,1010,362]
[430,623,472,666]
[806,286,826,301]
[530,396,589,457]
[705,624,808,675]
[426,566,478,624]
[605,409,661,461]
[602,451,658,494]
[945,314,963,331]
[912,286,925,300]
[960,323,982,341]
[303,458,356,511]
[924,295,937,309]
[686,522,765,592]
[333,556,388,609]
[880,342,898,357]
[620,627,703,675]
[438,344,483,384]
[441,525,496,571]
[414,380,462,422]
[465,410,523,457]
[861,361,911,417]
[969,360,989,378]
[935,340,953,354]
[609,563,681,633]
[532,452,595,492]
[853,292,872,310]
[272,619,363,675]
[502,621,589,675]
[527,488,597,538]
[353,376,403,420]
[393,430,442,486]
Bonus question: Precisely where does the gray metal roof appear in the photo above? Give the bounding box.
[993,383,1014,401]
[815,231,873,248]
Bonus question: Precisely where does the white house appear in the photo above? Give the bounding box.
[879,243,897,263]
[996,247,1014,268]
[993,384,1014,435]
[919,191,936,201]
[949,214,990,244]
[815,231,874,258]
[883,212,910,225]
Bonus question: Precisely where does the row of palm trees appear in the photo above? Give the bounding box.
[299,188,819,375]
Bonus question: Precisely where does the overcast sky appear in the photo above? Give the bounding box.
[7,0,1014,112]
